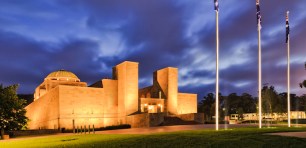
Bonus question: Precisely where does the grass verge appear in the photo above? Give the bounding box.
[1,126,306,148]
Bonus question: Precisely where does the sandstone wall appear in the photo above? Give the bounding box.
[58,85,105,129]
[102,79,119,126]
[149,113,165,126]
[25,87,59,129]
[116,61,139,119]
[156,68,178,115]
[176,113,204,124]
[126,113,164,128]
[126,113,149,128]
[177,93,197,114]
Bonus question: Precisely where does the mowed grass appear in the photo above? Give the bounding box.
[1,127,306,148]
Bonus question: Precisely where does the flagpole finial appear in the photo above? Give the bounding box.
[286,11,289,20]
[286,11,290,43]
[256,0,259,5]
[214,0,219,12]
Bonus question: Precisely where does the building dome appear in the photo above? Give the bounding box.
[45,69,80,81]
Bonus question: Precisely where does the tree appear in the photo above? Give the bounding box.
[240,93,256,113]
[299,95,306,113]
[237,107,244,120]
[299,80,306,88]
[278,93,289,113]
[0,84,28,138]
[262,85,276,114]
[226,93,240,114]
[262,85,286,115]
[221,93,256,120]
[299,63,306,88]
[198,93,215,121]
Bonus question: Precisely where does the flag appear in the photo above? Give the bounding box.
[286,11,290,43]
[214,0,219,12]
[256,0,262,29]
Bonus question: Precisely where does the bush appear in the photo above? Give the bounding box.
[71,124,131,133]
[104,124,131,130]
[282,119,306,124]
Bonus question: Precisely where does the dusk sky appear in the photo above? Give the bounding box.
[0,0,306,100]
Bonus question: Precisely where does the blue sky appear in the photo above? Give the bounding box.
[0,0,306,100]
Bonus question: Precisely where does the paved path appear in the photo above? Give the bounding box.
[266,132,306,138]
[1,124,306,142]
[95,124,257,134]
[94,124,306,135]
[0,124,255,142]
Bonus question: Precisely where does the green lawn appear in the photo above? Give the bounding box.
[1,127,306,148]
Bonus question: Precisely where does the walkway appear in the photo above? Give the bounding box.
[266,132,306,138]
[1,124,306,142]
[95,124,256,134]
[0,124,254,142]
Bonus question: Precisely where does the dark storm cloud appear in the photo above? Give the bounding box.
[83,0,189,66]
[78,0,194,88]
[0,29,107,93]
[0,0,305,100]
[214,1,306,97]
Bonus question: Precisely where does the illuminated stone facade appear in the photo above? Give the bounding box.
[26,61,198,129]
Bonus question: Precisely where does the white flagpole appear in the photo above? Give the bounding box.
[258,23,262,129]
[257,0,262,129]
[286,11,291,127]
[215,7,219,131]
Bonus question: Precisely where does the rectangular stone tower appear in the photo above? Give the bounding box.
[155,67,178,115]
[113,61,139,122]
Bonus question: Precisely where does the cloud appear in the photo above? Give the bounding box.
[0,29,109,93]
[0,0,306,101]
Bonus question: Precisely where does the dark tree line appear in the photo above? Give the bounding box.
[198,85,306,121]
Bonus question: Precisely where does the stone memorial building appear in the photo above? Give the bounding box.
[26,61,201,130]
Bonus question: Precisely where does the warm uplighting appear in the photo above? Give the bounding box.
[148,105,153,110]
[26,61,198,130]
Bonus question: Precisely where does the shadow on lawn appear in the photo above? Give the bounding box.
[61,138,78,142]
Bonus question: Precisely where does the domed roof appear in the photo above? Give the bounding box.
[45,69,80,80]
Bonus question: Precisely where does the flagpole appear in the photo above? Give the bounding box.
[258,22,262,129]
[215,7,219,131]
[286,11,291,127]
[256,0,262,129]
